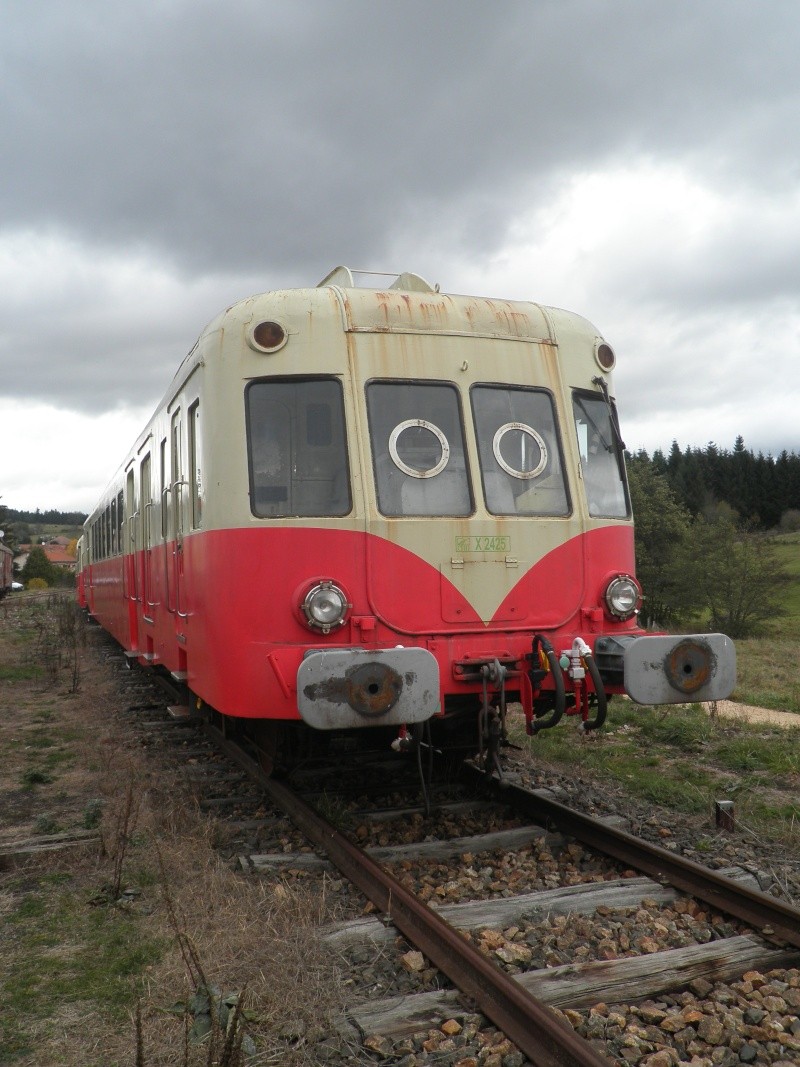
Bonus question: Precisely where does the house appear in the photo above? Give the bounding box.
[42,545,77,572]
[15,541,77,573]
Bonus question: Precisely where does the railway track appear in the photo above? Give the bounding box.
[113,656,800,1066]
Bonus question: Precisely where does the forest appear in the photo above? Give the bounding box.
[5,507,88,527]
[626,439,799,638]
[632,436,800,532]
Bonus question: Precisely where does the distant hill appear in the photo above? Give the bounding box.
[1,509,87,554]
[7,508,88,526]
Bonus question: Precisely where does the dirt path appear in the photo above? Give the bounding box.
[708,700,800,728]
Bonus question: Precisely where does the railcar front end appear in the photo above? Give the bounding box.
[78,267,735,755]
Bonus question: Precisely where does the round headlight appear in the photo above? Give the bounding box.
[302,581,349,633]
[604,575,641,620]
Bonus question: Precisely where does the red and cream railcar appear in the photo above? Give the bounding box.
[77,267,734,747]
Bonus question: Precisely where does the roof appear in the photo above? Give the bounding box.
[41,546,75,567]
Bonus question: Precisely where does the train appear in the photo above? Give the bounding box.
[76,266,736,770]
[0,539,12,598]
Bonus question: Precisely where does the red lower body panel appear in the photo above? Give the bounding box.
[82,525,641,722]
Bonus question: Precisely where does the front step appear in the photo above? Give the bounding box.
[167,704,194,721]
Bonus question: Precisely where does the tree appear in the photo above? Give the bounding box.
[627,458,701,627]
[691,514,788,638]
[20,546,61,588]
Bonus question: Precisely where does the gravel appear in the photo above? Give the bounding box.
[316,754,800,1065]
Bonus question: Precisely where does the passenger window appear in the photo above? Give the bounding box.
[160,438,168,539]
[472,386,569,516]
[572,391,629,518]
[246,378,351,517]
[367,381,471,516]
[116,490,124,551]
[188,401,202,529]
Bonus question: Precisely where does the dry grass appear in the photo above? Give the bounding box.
[0,597,353,1066]
[732,629,800,714]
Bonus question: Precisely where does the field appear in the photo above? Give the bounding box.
[727,532,800,714]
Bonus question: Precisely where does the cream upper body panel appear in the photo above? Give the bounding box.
[85,279,625,568]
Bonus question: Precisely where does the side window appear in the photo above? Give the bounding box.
[170,410,182,538]
[472,386,570,516]
[367,381,471,517]
[572,391,630,518]
[188,400,202,529]
[104,506,111,558]
[160,438,168,538]
[116,491,124,550]
[246,378,350,517]
[141,454,152,548]
[125,471,136,554]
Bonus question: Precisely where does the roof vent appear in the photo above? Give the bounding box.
[317,266,435,293]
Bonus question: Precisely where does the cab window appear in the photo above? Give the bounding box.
[472,386,570,516]
[367,381,472,517]
[246,378,351,517]
[572,391,629,518]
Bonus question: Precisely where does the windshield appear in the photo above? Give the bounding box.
[572,391,629,518]
[472,385,570,516]
[367,381,472,516]
[246,378,351,517]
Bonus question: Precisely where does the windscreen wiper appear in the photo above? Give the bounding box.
[591,375,626,453]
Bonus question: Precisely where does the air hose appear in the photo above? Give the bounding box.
[529,634,566,734]
[573,638,608,732]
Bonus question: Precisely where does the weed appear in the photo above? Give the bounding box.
[0,663,43,681]
[83,797,104,829]
[103,775,142,900]
[34,814,60,834]
[138,844,256,1065]
[21,768,54,787]
[315,790,349,828]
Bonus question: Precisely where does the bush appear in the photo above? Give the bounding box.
[27,577,49,591]
[779,509,800,533]
[691,516,788,638]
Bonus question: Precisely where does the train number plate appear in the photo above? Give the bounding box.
[455,535,511,552]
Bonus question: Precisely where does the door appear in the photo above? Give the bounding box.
[124,472,139,649]
[140,453,154,616]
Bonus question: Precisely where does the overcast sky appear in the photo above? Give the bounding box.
[2,0,799,513]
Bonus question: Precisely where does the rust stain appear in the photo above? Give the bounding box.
[303,661,404,718]
[664,639,714,694]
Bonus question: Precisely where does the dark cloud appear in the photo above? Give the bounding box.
[3,1,800,274]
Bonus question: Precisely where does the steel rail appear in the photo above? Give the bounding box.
[462,764,800,950]
[206,725,610,1067]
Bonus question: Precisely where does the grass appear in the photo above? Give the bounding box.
[732,624,800,713]
[0,596,351,1066]
[0,664,44,682]
[733,537,800,711]
[729,533,800,712]
[514,699,800,849]
[1,878,164,1059]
